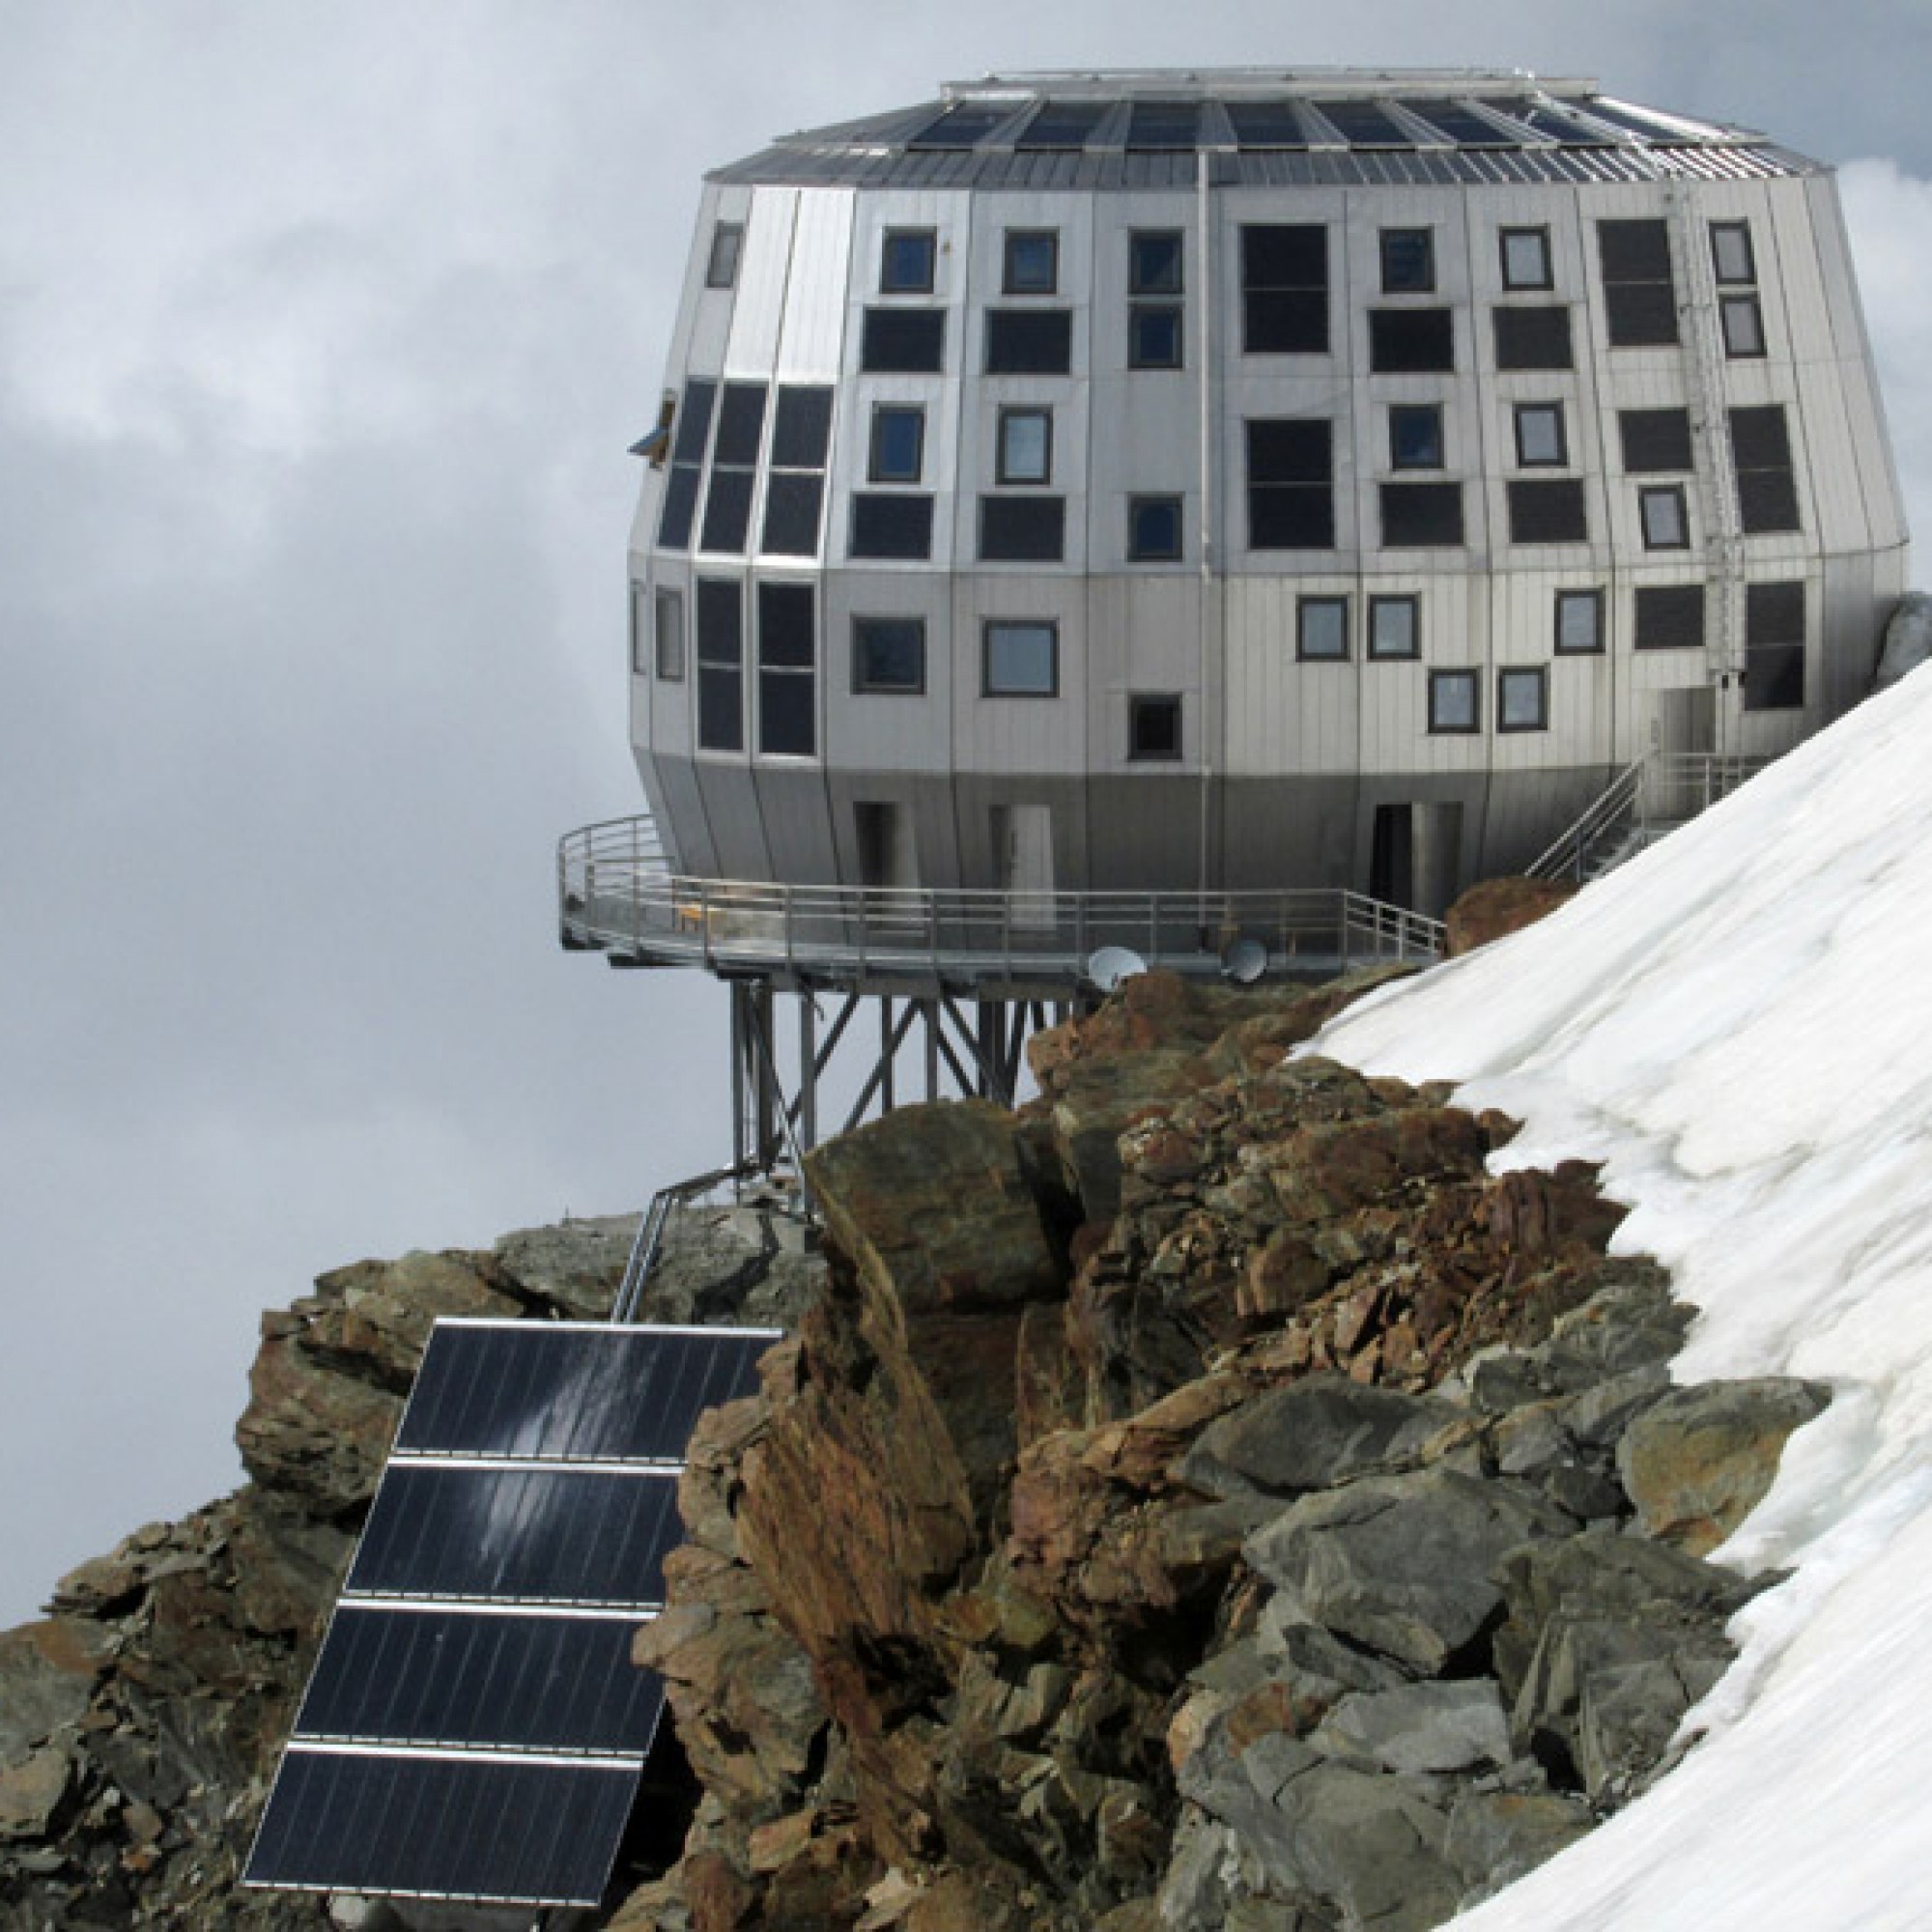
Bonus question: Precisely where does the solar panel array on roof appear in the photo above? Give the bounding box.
[1017,99,1110,149]
[246,1319,779,1911]
[1226,99,1308,149]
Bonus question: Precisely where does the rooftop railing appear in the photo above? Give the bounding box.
[559,814,1444,995]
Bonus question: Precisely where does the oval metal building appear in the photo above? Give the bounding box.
[602,69,1906,931]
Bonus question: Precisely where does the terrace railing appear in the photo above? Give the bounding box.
[1527,752,1771,884]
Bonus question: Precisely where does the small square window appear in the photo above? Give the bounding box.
[1129,304,1184,369]
[1130,231,1183,295]
[1297,596,1350,661]
[1005,229,1059,295]
[996,408,1053,485]
[1388,404,1443,470]
[984,309,1072,375]
[1500,227,1552,291]
[852,616,926,695]
[881,228,936,294]
[1370,307,1455,374]
[1429,668,1479,734]
[984,619,1059,696]
[868,405,925,484]
[1128,496,1183,561]
[980,495,1065,563]
[1720,294,1766,358]
[1369,595,1419,660]
[1493,304,1574,371]
[1554,589,1605,654]
[1639,485,1690,550]
[1635,584,1705,650]
[1514,403,1568,469]
[1498,667,1548,732]
[1380,228,1435,294]
[1711,221,1756,286]
[705,223,744,290]
[1128,693,1182,760]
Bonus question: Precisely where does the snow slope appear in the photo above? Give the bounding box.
[1311,665,1932,1931]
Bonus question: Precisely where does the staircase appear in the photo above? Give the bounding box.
[1527,752,1769,885]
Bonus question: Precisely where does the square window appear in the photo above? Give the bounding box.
[1744,643,1804,711]
[1128,496,1183,562]
[861,308,946,373]
[852,616,926,695]
[1618,408,1693,473]
[984,619,1059,696]
[1711,221,1756,286]
[1004,229,1059,295]
[705,223,744,290]
[984,308,1072,375]
[881,228,936,294]
[1493,304,1574,371]
[1369,596,1419,660]
[1498,667,1548,732]
[1131,231,1183,295]
[849,493,934,560]
[1500,227,1551,291]
[1639,485,1690,550]
[1634,584,1705,650]
[1514,403,1568,468]
[1380,228,1435,294]
[1128,693,1182,760]
[1429,668,1479,734]
[1508,479,1588,545]
[1555,589,1605,653]
[979,495,1065,563]
[1129,303,1184,369]
[997,407,1053,485]
[1370,307,1455,374]
[1379,483,1464,548]
[868,405,924,483]
[1388,404,1444,470]
[1297,596,1349,661]
[1721,294,1766,358]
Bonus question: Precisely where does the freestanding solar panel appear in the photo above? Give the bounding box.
[246,1320,780,1910]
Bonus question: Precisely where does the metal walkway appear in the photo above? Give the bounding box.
[1527,751,1771,885]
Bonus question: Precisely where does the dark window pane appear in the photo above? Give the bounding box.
[1507,479,1588,544]
[1619,408,1693,472]
[881,229,935,291]
[869,406,924,482]
[985,309,1072,374]
[1605,282,1680,347]
[1370,307,1455,372]
[760,474,823,555]
[1402,99,1510,146]
[770,385,834,468]
[698,667,743,748]
[657,464,701,550]
[1245,289,1328,354]
[1131,232,1183,294]
[1379,482,1464,547]
[670,380,717,465]
[1429,669,1479,733]
[1244,224,1327,287]
[1729,405,1793,469]
[1247,417,1332,484]
[849,493,934,559]
[1738,468,1801,531]
[1129,496,1182,561]
[1380,229,1435,293]
[1127,99,1199,150]
[1389,405,1443,469]
[979,495,1065,562]
[1129,694,1182,759]
[1005,230,1059,295]
[1634,584,1705,650]
[1493,305,1574,370]
[861,308,946,373]
[1129,304,1183,368]
[853,617,925,693]
[757,582,814,668]
[696,579,743,749]
[698,468,753,552]
[1745,643,1805,710]
[1250,487,1334,549]
[1747,581,1805,644]
[759,671,814,756]
[713,384,768,466]
[1598,218,1673,281]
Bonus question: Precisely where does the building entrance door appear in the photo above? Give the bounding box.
[1650,686,1717,756]
[993,804,1054,928]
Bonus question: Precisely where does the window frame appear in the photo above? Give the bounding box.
[1368,594,1420,661]
[754,580,817,760]
[1710,220,1756,286]
[1387,403,1444,471]
[1497,666,1549,733]
[995,406,1054,486]
[1129,230,1184,296]
[879,227,937,295]
[1513,402,1569,469]
[1720,293,1766,359]
[1241,223,1329,355]
[1554,588,1605,655]
[1003,228,1060,296]
[705,222,744,290]
[1127,692,1183,762]
[1296,595,1350,663]
[653,585,686,681]
[1499,226,1552,292]
[982,618,1060,697]
[1127,494,1183,563]
[1428,668,1480,735]
[851,615,927,696]
[1379,226,1436,295]
[867,404,925,484]
[1638,484,1690,552]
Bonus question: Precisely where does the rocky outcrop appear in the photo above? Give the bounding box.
[1443,877,1577,956]
[626,973,1828,1932]
[0,1201,822,1932]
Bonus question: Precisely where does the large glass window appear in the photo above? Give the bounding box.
[1618,408,1693,473]
[1004,229,1059,295]
[868,405,924,484]
[1634,584,1705,650]
[1498,667,1548,732]
[1598,219,1679,348]
[880,228,936,294]
[861,309,945,374]
[1242,224,1328,354]
[657,378,717,552]
[1379,484,1464,548]
[984,309,1072,375]
[852,616,925,695]
[848,494,934,560]
[1500,227,1552,291]
[996,407,1053,485]
[983,620,1059,696]
[1493,305,1574,371]
[698,383,767,553]
[1428,669,1479,734]
[1246,417,1334,550]
[1508,479,1588,544]
[760,384,832,557]
[1369,308,1455,374]
[979,496,1065,562]
[1296,596,1349,661]
[756,582,815,757]
[696,579,743,751]
[1745,581,1805,711]
[1130,229,1184,369]
[1730,406,1801,534]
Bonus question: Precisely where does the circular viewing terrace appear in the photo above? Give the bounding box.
[558,815,1444,1000]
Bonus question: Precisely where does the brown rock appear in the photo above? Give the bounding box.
[0,1746,71,1840]
[1444,875,1578,956]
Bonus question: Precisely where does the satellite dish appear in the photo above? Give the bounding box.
[1085,945,1149,993]
[1220,935,1269,985]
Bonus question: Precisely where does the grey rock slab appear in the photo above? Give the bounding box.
[1445,1788,1592,1901]
[1312,1679,1511,1776]
[1246,1467,1576,1674]
[1179,1377,1463,1502]
[1268,1754,1461,1932]
[1557,1364,1671,1448]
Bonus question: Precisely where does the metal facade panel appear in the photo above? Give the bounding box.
[952,573,1090,778]
[724,188,799,375]
[823,570,954,776]
[778,189,856,379]
[752,760,838,885]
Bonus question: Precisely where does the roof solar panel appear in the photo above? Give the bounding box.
[908,102,1010,150]
[1126,99,1200,151]
[248,1320,781,1911]
[1226,99,1307,149]
[1481,95,1614,143]
[1016,99,1109,149]
[1310,99,1410,147]
[1398,99,1513,147]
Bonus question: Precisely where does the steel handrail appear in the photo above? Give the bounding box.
[612,1157,766,1324]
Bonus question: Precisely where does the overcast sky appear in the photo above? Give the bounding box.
[2,0,1926,1627]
